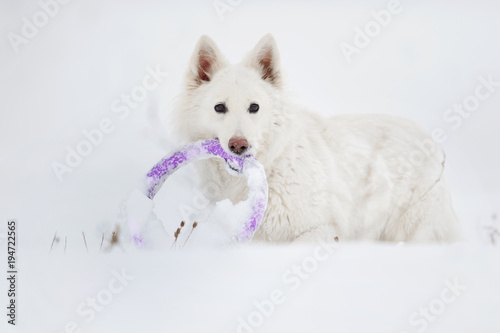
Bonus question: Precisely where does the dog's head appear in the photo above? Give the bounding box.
[173,34,286,161]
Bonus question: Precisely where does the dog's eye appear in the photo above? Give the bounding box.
[249,103,259,113]
[214,103,227,113]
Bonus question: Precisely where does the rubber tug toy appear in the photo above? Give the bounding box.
[126,139,268,247]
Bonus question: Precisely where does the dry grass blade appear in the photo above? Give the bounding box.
[49,232,57,254]
[170,228,181,250]
[171,221,186,250]
[82,231,88,254]
[99,233,104,253]
[182,221,198,249]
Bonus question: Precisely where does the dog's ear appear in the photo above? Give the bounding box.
[187,35,227,89]
[245,34,282,87]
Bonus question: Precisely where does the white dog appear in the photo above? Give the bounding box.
[171,34,462,243]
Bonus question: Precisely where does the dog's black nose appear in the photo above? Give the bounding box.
[228,137,248,155]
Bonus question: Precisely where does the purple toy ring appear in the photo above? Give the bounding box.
[145,140,268,242]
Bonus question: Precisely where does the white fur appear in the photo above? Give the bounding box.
[171,34,462,243]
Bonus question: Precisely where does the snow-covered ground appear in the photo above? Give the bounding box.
[1,1,499,332]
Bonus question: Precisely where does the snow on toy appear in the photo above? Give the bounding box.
[127,140,268,247]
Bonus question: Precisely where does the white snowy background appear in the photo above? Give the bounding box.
[1,0,499,332]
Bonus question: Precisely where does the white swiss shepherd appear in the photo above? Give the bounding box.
[171,34,462,243]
